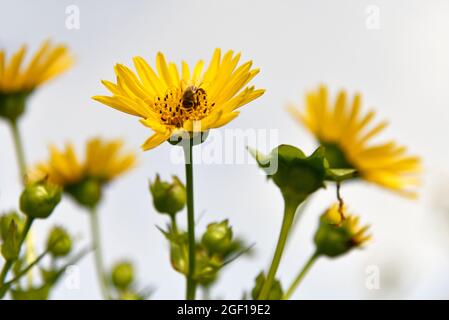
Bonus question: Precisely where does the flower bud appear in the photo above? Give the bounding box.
[150,175,186,216]
[111,261,134,290]
[46,226,72,257]
[251,272,283,300]
[201,220,233,254]
[20,180,62,219]
[314,204,371,258]
[1,219,20,261]
[0,91,28,122]
[0,212,24,242]
[66,178,102,208]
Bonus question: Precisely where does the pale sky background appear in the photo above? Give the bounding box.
[1,0,449,299]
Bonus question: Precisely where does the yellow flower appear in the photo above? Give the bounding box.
[0,40,72,94]
[314,203,371,257]
[289,85,421,198]
[30,138,136,187]
[323,203,371,247]
[93,49,265,150]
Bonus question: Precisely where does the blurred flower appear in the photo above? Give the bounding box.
[46,226,72,257]
[93,49,264,150]
[0,40,73,121]
[288,85,421,197]
[314,203,371,258]
[29,138,135,207]
[111,261,134,290]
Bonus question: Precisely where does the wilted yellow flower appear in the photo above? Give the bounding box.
[0,40,72,94]
[289,85,421,197]
[30,138,135,187]
[93,49,264,150]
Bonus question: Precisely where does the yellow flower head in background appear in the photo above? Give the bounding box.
[93,49,265,150]
[0,40,72,94]
[30,138,136,187]
[289,85,421,198]
[29,138,136,208]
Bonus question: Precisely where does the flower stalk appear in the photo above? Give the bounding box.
[258,203,296,300]
[283,252,319,300]
[0,216,34,292]
[89,206,110,299]
[9,120,27,183]
[183,141,197,300]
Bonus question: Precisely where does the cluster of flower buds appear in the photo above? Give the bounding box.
[160,218,248,289]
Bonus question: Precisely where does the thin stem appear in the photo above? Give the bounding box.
[284,252,319,300]
[0,217,34,290]
[9,120,27,183]
[9,120,37,285]
[258,204,296,300]
[183,141,196,300]
[89,206,110,299]
[336,182,345,221]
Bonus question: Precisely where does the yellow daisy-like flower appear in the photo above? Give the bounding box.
[0,40,72,93]
[30,138,136,187]
[93,49,265,150]
[289,85,421,198]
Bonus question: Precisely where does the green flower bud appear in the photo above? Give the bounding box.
[251,272,283,300]
[150,175,186,216]
[0,91,30,122]
[46,226,72,257]
[66,178,102,208]
[0,212,24,242]
[201,220,233,254]
[314,204,371,258]
[250,145,327,210]
[111,261,134,290]
[1,219,20,261]
[20,180,62,219]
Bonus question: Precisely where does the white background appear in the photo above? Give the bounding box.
[1,0,449,299]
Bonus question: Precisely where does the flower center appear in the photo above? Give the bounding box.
[153,85,215,128]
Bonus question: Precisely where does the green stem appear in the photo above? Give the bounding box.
[183,142,196,300]
[0,217,34,293]
[258,203,296,300]
[9,120,27,183]
[89,206,110,299]
[283,252,319,300]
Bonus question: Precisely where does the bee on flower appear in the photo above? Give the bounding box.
[93,49,264,150]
